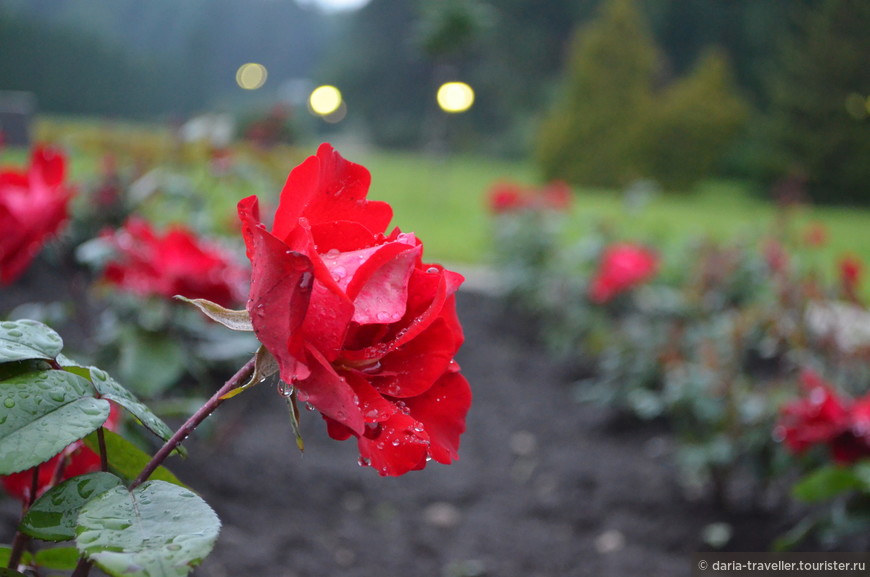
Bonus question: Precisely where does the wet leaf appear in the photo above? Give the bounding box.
[0,319,64,363]
[220,346,278,400]
[0,546,32,568]
[34,546,83,570]
[174,297,253,331]
[82,430,185,487]
[21,472,124,541]
[87,366,174,443]
[0,371,111,475]
[76,481,221,577]
[792,465,861,503]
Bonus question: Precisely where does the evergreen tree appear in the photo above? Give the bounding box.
[766,0,870,204]
[640,49,748,191]
[535,0,660,188]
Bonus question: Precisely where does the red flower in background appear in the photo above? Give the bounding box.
[486,180,573,214]
[802,222,828,248]
[839,254,862,304]
[488,182,531,214]
[2,404,121,502]
[777,370,870,465]
[588,242,658,304]
[102,218,247,308]
[238,143,471,476]
[0,145,74,284]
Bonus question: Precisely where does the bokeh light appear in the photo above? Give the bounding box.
[309,85,343,116]
[437,82,475,114]
[236,63,268,90]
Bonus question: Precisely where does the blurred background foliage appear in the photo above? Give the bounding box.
[0,0,868,204]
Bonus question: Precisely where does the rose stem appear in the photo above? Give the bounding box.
[130,356,256,490]
[6,465,40,569]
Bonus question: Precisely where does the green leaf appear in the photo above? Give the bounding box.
[76,481,221,577]
[0,371,111,475]
[0,546,32,568]
[0,319,64,363]
[89,366,174,443]
[0,568,30,577]
[34,546,83,570]
[119,330,186,397]
[21,472,124,541]
[792,465,862,503]
[175,296,253,331]
[82,430,185,487]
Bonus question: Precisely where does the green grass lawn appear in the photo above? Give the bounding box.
[4,118,870,277]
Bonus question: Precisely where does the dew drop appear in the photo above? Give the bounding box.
[357,457,371,468]
[3,398,15,408]
[376,312,391,323]
[299,272,313,290]
[277,381,295,397]
[426,267,439,274]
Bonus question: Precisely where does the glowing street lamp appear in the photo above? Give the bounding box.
[437,81,474,114]
[236,63,268,90]
[309,85,343,116]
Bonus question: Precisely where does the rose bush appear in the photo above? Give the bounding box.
[0,145,74,284]
[101,217,247,307]
[238,143,471,476]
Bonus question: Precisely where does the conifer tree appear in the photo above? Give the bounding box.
[766,0,870,204]
[535,0,660,188]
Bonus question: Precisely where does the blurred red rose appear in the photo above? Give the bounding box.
[839,254,862,304]
[588,242,658,304]
[0,145,74,284]
[238,143,471,476]
[102,217,247,307]
[777,370,870,465]
[486,180,573,214]
[802,222,828,247]
[487,182,530,214]
[2,403,121,502]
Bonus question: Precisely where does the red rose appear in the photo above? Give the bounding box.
[777,370,851,455]
[0,145,74,284]
[2,404,121,502]
[839,254,862,303]
[102,218,247,308]
[238,143,471,476]
[487,182,531,214]
[588,242,658,304]
[802,222,828,248]
[776,370,870,465]
[486,180,573,214]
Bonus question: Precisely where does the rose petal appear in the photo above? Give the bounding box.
[272,144,392,241]
[405,370,471,465]
[239,195,314,382]
[357,412,430,476]
[346,242,421,325]
[373,317,458,398]
[297,345,365,435]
